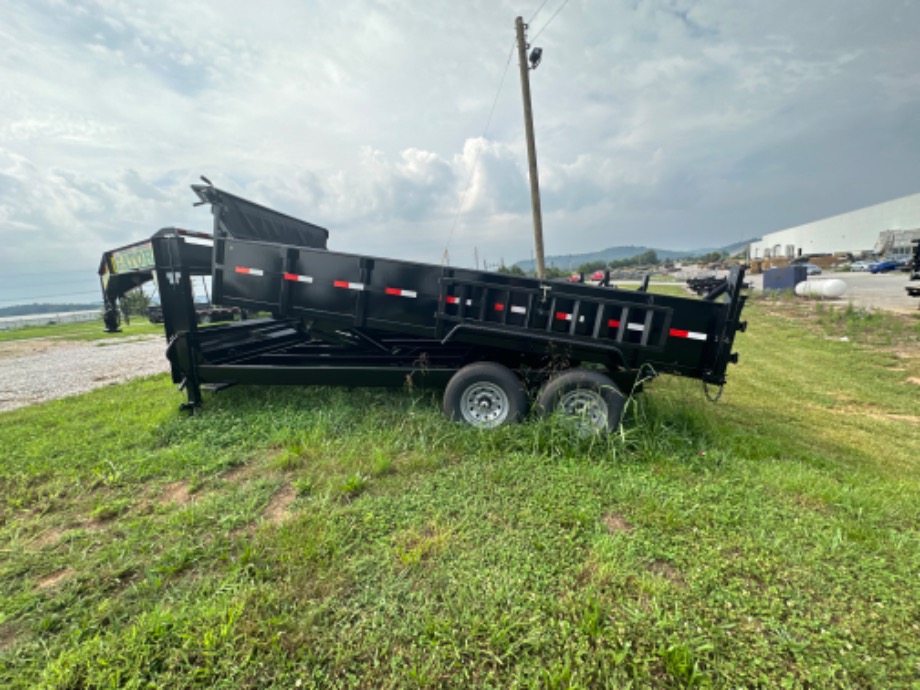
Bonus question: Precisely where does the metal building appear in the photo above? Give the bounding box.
[749,191,920,260]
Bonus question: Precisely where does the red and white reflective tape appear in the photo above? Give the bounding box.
[283,272,314,284]
[608,319,707,341]
[235,266,264,276]
[333,280,365,291]
[494,303,505,311]
[607,319,644,333]
[669,328,707,341]
[445,296,473,306]
[555,312,586,323]
[510,305,527,315]
[385,287,417,298]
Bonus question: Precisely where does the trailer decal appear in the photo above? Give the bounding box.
[385,288,417,298]
[283,272,314,284]
[334,280,365,291]
[235,266,264,276]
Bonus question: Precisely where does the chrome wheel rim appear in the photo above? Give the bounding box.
[558,389,608,433]
[460,382,510,428]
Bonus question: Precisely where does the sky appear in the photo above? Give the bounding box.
[1,0,919,306]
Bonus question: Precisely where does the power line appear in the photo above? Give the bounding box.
[0,290,101,304]
[0,268,95,278]
[442,41,516,261]
[528,0,551,24]
[0,277,100,289]
[532,0,571,42]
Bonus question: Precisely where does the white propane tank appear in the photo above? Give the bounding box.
[794,279,847,298]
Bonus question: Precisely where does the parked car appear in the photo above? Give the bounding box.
[869,259,901,274]
[850,260,877,272]
[802,263,822,276]
[148,303,237,324]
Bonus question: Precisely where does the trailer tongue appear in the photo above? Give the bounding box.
[101,182,748,432]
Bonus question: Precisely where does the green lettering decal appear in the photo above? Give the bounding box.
[113,243,155,272]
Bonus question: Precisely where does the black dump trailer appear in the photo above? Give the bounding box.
[100,182,748,432]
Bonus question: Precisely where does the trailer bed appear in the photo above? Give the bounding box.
[100,182,748,431]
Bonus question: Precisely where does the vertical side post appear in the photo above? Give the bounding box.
[515,16,546,280]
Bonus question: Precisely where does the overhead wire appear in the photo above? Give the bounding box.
[0,277,103,289]
[0,290,101,304]
[442,41,516,263]
[441,0,569,264]
[0,268,94,278]
[528,0,552,24]
[531,0,570,42]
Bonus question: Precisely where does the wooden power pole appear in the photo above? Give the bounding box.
[515,16,546,279]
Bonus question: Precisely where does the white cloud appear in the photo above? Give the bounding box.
[1,0,919,304]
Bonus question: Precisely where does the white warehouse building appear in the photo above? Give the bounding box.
[749,191,920,260]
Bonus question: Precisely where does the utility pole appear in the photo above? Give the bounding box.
[515,16,546,280]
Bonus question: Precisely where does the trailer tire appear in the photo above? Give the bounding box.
[443,363,528,429]
[536,369,626,433]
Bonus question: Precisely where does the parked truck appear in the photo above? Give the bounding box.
[906,239,920,303]
[97,182,748,432]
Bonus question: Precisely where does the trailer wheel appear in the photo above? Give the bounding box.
[443,363,528,429]
[537,369,626,434]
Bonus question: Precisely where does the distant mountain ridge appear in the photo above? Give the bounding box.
[0,303,101,318]
[514,238,756,272]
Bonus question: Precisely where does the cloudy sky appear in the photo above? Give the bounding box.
[1,0,918,305]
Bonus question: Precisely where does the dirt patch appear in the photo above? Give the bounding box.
[36,568,73,590]
[0,623,17,652]
[827,405,920,425]
[879,413,920,424]
[159,481,192,506]
[601,512,633,534]
[30,527,64,549]
[648,560,684,586]
[0,339,75,360]
[263,485,297,525]
[907,377,920,386]
[223,460,264,484]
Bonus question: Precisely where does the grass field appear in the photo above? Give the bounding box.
[1,300,918,688]
[0,319,163,343]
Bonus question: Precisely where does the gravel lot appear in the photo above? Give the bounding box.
[0,336,170,412]
[747,270,919,313]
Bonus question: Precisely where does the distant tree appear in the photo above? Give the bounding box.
[544,267,569,279]
[576,260,607,274]
[121,288,152,317]
[497,264,526,276]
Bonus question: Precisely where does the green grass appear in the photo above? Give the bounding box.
[0,319,163,343]
[0,301,918,688]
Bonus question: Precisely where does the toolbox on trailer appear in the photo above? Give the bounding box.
[98,182,748,432]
